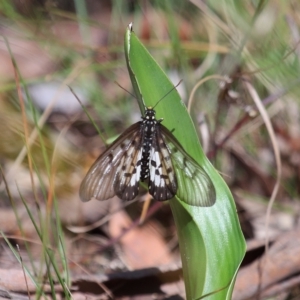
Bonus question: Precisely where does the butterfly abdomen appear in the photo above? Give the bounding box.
[140,109,157,181]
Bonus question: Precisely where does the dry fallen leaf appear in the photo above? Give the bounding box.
[108,208,174,269]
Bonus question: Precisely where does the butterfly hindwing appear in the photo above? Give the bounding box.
[161,126,216,207]
[114,138,143,201]
[79,123,142,202]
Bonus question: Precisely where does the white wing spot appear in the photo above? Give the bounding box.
[153,151,163,187]
[129,151,142,186]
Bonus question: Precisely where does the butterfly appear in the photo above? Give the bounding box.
[79,105,216,207]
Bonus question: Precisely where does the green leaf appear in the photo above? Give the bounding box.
[124,24,246,299]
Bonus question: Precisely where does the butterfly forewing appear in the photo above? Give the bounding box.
[148,127,177,201]
[161,127,216,207]
[79,123,142,202]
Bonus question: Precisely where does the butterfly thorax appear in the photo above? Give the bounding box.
[140,108,159,181]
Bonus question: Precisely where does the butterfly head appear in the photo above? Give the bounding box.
[144,106,156,120]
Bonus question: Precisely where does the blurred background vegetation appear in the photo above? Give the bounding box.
[0,0,300,299]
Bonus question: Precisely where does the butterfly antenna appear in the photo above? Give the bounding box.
[152,80,183,109]
[114,81,137,99]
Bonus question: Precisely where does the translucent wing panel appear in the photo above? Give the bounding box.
[79,123,142,202]
[79,153,116,202]
[161,126,216,207]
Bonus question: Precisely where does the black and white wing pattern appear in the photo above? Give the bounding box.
[148,127,177,201]
[79,123,143,202]
[80,106,216,207]
[158,126,216,207]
